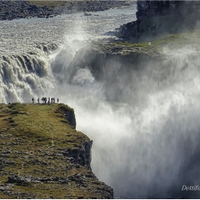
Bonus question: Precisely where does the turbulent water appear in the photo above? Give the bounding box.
[1,2,200,198]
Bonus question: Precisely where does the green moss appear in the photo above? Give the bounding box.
[151,30,200,50]
[100,30,200,57]
[2,103,89,148]
[0,103,106,199]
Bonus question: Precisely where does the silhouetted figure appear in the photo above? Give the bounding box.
[32,98,34,104]
[57,98,59,103]
[37,98,39,104]
[51,98,55,103]
[44,97,47,104]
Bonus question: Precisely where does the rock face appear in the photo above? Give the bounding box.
[0,0,128,20]
[56,105,77,129]
[117,1,200,41]
[0,103,113,199]
[0,1,53,20]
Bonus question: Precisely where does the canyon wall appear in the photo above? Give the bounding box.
[118,1,200,41]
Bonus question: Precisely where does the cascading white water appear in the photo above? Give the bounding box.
[0,50,55,103]
[0,3,136,103]
[1,3,200,198]
[52,43,200,198]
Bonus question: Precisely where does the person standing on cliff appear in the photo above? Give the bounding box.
[32,98,34,104]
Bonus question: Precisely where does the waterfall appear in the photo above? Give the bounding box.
[0,45,57,103]
[1,3,200,198]
[49,40,200,198]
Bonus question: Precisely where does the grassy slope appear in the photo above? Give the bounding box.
[100,30,200,57]
[0,103,87,148]
[0,103,109,199]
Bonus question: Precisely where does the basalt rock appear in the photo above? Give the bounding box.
[117,1,200,41]
[55,104,76,129]
[0,0,129,21]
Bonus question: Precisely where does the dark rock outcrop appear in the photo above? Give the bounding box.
[0,1,53,20]
[0,0,129,20]
[117,1,200,41]
[65,109,76,129]
[55,104,76,129]
[62,140,93,168]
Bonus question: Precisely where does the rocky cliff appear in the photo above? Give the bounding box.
[117,1,200,41]
[0,103,113,198]
[0,0,128,20]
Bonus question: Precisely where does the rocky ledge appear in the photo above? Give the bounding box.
[0,103,113,198]
[117,1,200,42]
[0,0,129,20]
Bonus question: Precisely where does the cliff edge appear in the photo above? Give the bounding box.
[0,103,113,199]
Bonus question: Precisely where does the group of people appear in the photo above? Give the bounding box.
[32,97,59,104]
